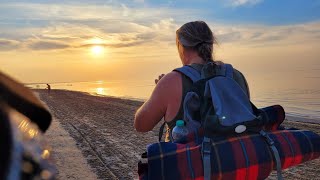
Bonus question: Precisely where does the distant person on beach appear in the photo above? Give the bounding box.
[134,21,250,140]
[46,84,51,94]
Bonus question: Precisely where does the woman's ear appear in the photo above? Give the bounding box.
[177,43,186,65]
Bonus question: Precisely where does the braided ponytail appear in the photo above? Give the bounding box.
[176,21,217,62]
[197,43,213,62]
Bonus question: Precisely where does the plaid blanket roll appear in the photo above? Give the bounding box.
[139,129,320,180]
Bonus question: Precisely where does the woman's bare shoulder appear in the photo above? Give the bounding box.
[152,70,182,108]
[134,71,182,132]
[156,71,182,88]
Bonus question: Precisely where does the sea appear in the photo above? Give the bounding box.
[27,70,320,123]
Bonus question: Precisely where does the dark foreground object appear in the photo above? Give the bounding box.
[0,71,55,180]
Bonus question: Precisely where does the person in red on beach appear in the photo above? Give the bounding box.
[134,21,250,141]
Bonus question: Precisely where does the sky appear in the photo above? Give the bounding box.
[0,0,320,85]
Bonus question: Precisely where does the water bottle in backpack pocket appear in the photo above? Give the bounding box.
[172,120,189,142]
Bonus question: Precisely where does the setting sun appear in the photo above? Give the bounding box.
[91,45,104,56]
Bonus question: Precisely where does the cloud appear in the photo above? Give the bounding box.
[27,40,70,50]
[76,18,177,48]
[0,2,184,52]
[1,1,319,54]
[0,2,186,22]
[121,4,130,17]
[227,0,263,7]
[79,39,146,48]
[133,0,144,3]
[1,17,176,52]
[213,21,320,47]
[2,18,320,53]
[0,39,20,51]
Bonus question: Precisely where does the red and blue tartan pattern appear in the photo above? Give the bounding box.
[138,105,317,180]
[139,129,320,180]
[260,105,285,131]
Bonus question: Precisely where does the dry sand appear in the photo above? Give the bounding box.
[35,89,320,180]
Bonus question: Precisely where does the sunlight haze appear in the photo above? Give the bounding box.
[0,0,319,88]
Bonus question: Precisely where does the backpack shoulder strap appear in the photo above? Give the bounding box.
[174,63,234,82]
[215,63,234,78]
[174,65,201,83]
[224,64,234,78]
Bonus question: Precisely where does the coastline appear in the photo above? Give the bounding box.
[35,88,320,125]
[285,115,320,125]
[35,89,320,179]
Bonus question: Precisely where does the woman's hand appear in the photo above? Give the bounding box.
[155,74,165,84]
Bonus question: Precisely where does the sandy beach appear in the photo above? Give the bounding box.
[35,89,320,180]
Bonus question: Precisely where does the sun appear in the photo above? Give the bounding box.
[91,45,104,56]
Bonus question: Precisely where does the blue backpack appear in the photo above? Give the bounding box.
[169,62,284,179]
[173,62,270,137]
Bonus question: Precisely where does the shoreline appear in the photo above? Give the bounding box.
[31,88,146,102]
[35,89,320,179]
[35,88,320,124]
[285,115,320,125]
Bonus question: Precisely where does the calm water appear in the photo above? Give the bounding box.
[28,70,320,122]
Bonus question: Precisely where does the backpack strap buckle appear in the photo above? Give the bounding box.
[202,137,211,154]
[259,130,274,146]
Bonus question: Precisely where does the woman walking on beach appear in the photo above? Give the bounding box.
[134,21,250,140]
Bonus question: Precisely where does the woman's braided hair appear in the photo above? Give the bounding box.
[176,21,217,62]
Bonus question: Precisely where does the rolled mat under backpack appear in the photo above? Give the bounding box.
[139,129,320,180]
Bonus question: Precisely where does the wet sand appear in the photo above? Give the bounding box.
[35,89,320,180]
[44,113,98,180]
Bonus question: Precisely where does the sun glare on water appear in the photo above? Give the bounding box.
[96,87,105,95]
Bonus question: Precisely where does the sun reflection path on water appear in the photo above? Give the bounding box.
[96,87,105,95]
[95,87,116,96]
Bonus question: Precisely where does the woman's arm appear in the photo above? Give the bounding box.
[134,72,179,132]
